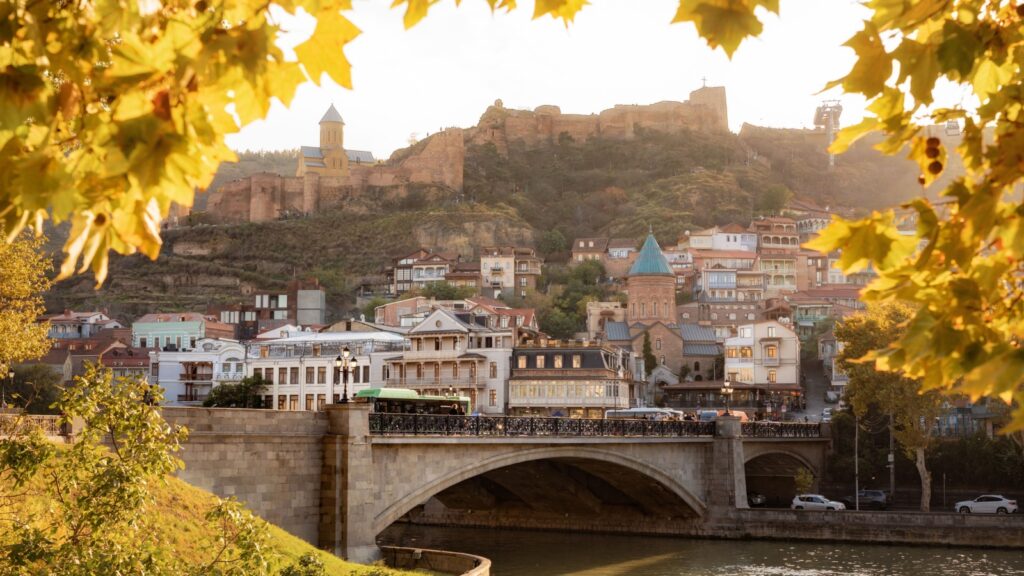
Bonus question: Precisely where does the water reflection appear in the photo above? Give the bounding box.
[379,524,1024,576]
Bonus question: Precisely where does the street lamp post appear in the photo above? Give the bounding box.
[334,346,359,404]
[720,380,733,416]
[3,370,13,409]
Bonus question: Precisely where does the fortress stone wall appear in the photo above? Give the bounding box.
[205,87,727,223]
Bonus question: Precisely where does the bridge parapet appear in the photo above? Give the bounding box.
[368,413,824,439]
[369,413,715,437]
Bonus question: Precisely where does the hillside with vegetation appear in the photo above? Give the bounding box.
[44,124,941,323]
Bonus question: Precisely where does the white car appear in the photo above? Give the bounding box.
[791,494,845,511]
[821,408,833,423]
[955,495,1018,514]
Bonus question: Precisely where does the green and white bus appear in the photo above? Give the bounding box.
[354,388,472,415]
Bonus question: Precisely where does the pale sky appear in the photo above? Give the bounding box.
[228,0,876,158]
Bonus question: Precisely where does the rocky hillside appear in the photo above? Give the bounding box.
[45,123,950,322]
[46,205,533,322]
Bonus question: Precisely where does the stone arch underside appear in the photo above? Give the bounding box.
[373,447,706,535]
[743,450,816,508]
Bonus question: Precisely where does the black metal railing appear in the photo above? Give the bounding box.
[742,421,821,438]
[0,414,67,437]
[369,413,716,438]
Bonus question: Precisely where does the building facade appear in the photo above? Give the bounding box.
[133,312,235,351]
[150,338,246,404]
[383,309,511,414]
[724,320,802,418]
[246,331,407,411]
[508,339,633,418]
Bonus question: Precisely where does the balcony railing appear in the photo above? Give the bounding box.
[369,414,716,437]
[180,372,214,381]
[215,371,245,382]
[177,392,210,402]
[762,357,780,367]
[387,377,482,388]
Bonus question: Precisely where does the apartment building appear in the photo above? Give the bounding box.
[150,338,246,404]
[383,308,512,415]
[724,320,802,418]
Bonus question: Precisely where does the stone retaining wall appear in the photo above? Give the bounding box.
[162,407,328,543]
[727,509,1024,548]
[381,546,490,576]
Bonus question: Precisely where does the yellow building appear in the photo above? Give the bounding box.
[296,105,376,177]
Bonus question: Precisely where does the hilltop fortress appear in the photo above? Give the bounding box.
[205,86,728,223]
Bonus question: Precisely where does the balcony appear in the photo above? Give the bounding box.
[762,356,780,367]
[386,377,483,388]
[180,371,213,382]
[176,392,210,402]
[215,371,245,382]
[400,348,465,361]
[516,264,542,275]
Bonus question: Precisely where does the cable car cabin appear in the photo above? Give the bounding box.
[354,388,471,415]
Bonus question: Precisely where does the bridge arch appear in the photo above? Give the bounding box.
[743,448,818,508]
[372,445,707,535]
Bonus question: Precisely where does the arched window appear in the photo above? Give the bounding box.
[694,361,701,372]
[656,338,662,350]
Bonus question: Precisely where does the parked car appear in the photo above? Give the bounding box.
[840,490,888,510]
[955,495,1018,514]
[748,492,767,507]
[821,408,833,423]
[791,494,845,511]
[824,391,839,403]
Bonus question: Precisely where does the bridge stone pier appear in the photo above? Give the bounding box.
[163,406,829,563]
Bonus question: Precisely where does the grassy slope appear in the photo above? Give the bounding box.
[6,473,419,575]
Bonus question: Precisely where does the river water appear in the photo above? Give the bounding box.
[379,525,1024,576]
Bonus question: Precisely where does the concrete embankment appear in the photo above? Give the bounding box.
[724,509,1024,548]
[404,509,1024,549]
[381,546,491,575]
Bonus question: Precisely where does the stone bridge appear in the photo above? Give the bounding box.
[163,405,830,563]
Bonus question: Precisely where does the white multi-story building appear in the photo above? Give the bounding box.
[383,308,512,415]
[150,338,246,404]
[246,330,407,411]
[724,320,802,418]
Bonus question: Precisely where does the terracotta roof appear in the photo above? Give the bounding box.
[719,223,748,233]
[691,249,758,259]
[607,238,638,250]
[135,312,210,323]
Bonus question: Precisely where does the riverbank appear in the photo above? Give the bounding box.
[380,524,1024,576]
[401,507,1024,550]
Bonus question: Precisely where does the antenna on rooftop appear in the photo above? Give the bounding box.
[814,100,843,170]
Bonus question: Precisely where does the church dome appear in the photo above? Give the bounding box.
[628,233,673,277]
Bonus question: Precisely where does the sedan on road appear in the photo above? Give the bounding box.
[840,490,888,510]
[791,494,846,511]
[955,495,1018,514]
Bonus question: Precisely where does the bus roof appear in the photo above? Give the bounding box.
[355,388,470,402]
[355,388,421,400]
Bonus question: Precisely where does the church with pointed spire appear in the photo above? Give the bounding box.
[296,104,376,178]
[626,231,677,325]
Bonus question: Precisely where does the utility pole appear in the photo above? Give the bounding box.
[889,411,896,501]
[855,412,860,511]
